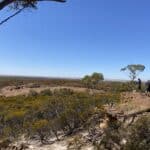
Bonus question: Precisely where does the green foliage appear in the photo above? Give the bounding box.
[82,72,104,89]
[31,119,50,143]
[121,64,145,81]
[0,76,82,89]
[98,119,123,150]
[32,119,49,130]
[114,82,136,92]
[40,89,52,96]
[0,0,66,11]
[82,75,91,88]
[0,89,120,142]
[91,72,104,83]
[28,90,38,97]
[0,76,136,93]
[5,110,26,121]
[94,115,150,150]
[125,116,150,150]
[53,88,74,96]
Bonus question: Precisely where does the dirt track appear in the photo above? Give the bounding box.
[0,85,103,97]
[0,85,150,113]
[0,86,83,97]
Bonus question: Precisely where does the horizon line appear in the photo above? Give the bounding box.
[0,74,134,82]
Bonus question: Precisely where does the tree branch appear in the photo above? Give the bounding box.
[0,7,25,26]
[0,0,66,11]
[122,108,150,119]
[106,108,150,122]
[0,0,14,10]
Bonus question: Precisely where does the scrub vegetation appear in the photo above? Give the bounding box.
[0,69,149,150]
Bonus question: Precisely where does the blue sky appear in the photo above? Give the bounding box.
[0,0,150,80]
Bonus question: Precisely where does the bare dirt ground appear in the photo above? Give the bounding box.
[0,85,84,97]
[104,91,150,120]
[12,131,92,150]
[0,84,102,97]
[118,92,150,114]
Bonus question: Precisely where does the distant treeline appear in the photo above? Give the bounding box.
[0,75,147,92]
[0,76,82,89]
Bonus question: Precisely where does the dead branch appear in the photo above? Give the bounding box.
[121,108,150,119]
[106,108,150,126]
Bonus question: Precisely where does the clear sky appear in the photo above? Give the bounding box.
[0,0,150,80]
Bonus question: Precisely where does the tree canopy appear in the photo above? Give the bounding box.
[121,64,145,81]
[0,0,66,11]
[0,0,66,25]
[82,72,104,88]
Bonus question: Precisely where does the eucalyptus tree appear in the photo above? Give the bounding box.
[121,64,145,81]
[91,72,104,86]
[82,72,104,89]
[82,75,92,88]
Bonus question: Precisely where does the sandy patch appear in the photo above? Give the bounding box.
[118,92,150,114]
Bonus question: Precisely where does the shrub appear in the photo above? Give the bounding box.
[125,116,150,150]
[4,110,26,139]
[31,119,50,144]
[40,89,52,96]
[53,88,74,96]
[28,90,38,97]
[0,90,121,143]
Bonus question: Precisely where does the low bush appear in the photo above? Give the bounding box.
[125,116,150,150]
[0,89,121,143]
[28,90,38,97]
[40,89,52,96]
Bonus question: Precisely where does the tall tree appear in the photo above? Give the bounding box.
[82,72,104,89]
[91,72,104,86]
[121,64,145,81]
[82,75,92,88]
